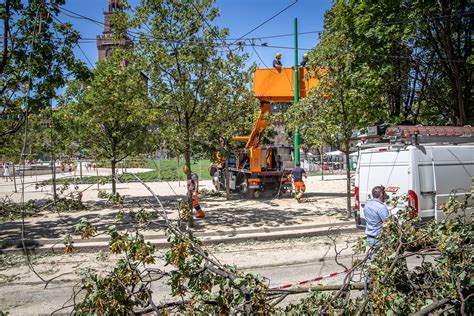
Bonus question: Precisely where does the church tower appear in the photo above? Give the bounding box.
[96,0,132,61]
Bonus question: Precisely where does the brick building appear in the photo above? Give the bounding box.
[96,0,132,61]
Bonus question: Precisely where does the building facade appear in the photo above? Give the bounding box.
[96,0,132,61]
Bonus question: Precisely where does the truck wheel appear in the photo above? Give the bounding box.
[237,173,248,195]
[247,189,261,199]
[209,165,217,177]
[213,171,221,191]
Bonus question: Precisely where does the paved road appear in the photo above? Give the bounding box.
[0,234,362,314]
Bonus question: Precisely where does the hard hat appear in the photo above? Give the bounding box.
[276,52,282,58]
[303,53,308,58]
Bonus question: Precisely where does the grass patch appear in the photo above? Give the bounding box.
[41,159,212,185]
[142,159,212,181]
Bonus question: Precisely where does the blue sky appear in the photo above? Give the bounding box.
[61,0,332,69]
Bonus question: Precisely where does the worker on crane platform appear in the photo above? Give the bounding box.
[184,166,205,218]
[291,162,307,203]
[273,52,282,69]
[299,53,309,68]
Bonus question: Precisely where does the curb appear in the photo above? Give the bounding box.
[1,224,359,254]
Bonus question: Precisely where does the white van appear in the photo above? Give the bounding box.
[354,145,473,227]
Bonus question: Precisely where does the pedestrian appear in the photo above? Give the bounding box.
[60,162,65,173]
[291,162,307,203]
[3,164,11,182]
[184,166,205,218]
[363,185,390,295]
[299,53,309,68]
[364,185,390,248]
[273,52,282,69]
[92,162,97,171]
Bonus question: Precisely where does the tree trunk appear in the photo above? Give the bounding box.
[184,115,194,228]
[456,80,467,126]
[225,157,230,200]
[184,150,194,229]
[12,163,17,193]
[345,149,352,218]
[79,158,83,180]
[111,159,117,194]
[51,154,57,203]
[320,145,324,181]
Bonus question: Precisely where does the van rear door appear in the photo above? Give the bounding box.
[358,149,411,224]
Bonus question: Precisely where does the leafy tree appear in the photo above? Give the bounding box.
[61,50,159,194]
[0,0,89,141]
[344,0,473,125]
[287,0,382,217]
[116,0,254,200]
[414,0,473,125]
[347,0,415,122]
[199,62,258,199]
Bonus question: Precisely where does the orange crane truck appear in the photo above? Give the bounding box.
[209,67,320,198]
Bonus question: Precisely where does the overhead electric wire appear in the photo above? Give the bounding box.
[51,4,105,27]
[189,2,234,56]
[49,4,473,47]
[251,45,293,89]
[48,35,469,64]
[48,4,470,64]
[49,12,96,68]
[26,31,468,64]
[251,30,322,40]
[232,0,298,44]
[251,46,277,73]
[77,43,94,68]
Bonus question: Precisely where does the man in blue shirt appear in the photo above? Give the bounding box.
[291,162,307,202]
[364,186,390,247]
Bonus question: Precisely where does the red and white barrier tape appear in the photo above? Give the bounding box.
[269,269,348,291]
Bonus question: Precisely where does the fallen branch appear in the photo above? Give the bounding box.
[135,298,221,314]
[411,298,450,316]
[269,282,365,294]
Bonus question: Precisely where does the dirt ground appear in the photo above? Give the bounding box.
[0,174,357,314]
[1,175,353,243]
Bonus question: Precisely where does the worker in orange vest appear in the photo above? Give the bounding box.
[184,166,205,218]
[291,162,307,203]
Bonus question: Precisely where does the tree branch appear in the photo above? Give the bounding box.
[0,0,11,74]
[411,298,450,316]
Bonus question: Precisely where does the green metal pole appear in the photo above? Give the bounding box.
[294,17,300,166]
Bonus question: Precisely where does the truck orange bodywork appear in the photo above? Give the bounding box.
[253,68,321,102]
[211,67,322,197]
[233,68,321,173]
